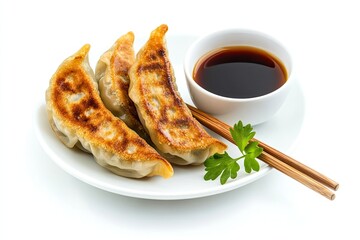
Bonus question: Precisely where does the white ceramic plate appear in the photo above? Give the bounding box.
[34,34,305,200]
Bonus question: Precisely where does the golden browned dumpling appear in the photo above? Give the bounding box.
[95,32,149,141]
[129,24,227,165]
[46,44,173,178]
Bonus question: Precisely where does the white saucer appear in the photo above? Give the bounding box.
[34,34,305,200]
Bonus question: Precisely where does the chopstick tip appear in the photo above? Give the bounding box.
[330,194,336,201]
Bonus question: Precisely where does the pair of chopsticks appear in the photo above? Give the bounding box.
[188,104,339,200]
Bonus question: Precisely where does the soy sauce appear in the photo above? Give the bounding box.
[193,46,287,98]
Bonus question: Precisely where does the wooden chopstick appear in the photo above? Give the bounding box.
[254,140,339,191]
[187,104,339,200]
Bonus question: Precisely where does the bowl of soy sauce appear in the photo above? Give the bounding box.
[184,29,294,125]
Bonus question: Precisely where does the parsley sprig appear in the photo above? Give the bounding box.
[204,121,263,184]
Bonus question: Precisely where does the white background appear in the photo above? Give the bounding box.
[1,0,359,239]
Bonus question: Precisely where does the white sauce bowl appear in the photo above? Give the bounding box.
[184,29,294,125]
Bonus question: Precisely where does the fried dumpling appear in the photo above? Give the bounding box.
[128,24,227,165]
[46,44,173,178]
[95,32,149,141]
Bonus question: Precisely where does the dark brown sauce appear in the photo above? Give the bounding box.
[193,46,288,98]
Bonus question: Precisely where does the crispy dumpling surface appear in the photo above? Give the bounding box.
[46,44,173,178]
[95,32,149,141]
[129,24,227,165]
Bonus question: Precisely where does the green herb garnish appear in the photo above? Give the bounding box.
[204,121,263,184]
